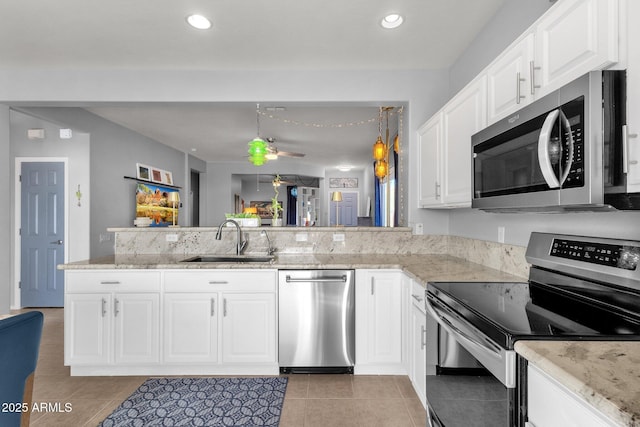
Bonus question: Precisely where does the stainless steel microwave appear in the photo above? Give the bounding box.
[472,70,637,211]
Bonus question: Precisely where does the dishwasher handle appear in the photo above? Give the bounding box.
[285,275,347,283]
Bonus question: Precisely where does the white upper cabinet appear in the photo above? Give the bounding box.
[533,0,618,99]
[486,0,619,125]
[625,0,640,192]
[442,75,488,206]
[417,113,442,207]
[487,33,535,124]
[418,76,487,208]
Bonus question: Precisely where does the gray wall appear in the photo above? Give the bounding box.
[448,0,554,95]
[18,107,190,258]
[0,106,10,314]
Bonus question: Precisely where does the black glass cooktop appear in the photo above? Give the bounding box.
[428,269,640,349]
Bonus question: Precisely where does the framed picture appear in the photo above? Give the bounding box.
[135,182,177,227]
[329,177,358,188]
[162,170,173,186]
[136,163,152,181]
[250,201,273,219]
[151,168,163,183]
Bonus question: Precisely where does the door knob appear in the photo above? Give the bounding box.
[50,240,63,245]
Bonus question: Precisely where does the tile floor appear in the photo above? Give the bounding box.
[19,308,426,426]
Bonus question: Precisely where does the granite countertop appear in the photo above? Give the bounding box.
[58,252,527,286]
[515,341,640,426]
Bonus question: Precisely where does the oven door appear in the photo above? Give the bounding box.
[425,292,517,427]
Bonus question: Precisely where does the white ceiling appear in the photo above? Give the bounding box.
[1,0,507,168]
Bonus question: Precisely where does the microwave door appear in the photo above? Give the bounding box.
[537,108,574,189]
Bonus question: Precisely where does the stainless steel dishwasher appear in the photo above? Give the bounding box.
[278,270,355,373]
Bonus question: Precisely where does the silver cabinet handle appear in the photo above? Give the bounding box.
[101,298,107,317]
[114,298,120,317]
[223,298,227,317]
[516,72,525,104]
[211,298,215,317]
[623,125,639,173]
[411,294,423,303]
[421,325,427,350]
[370,277,375,295]
[50,240,63,245]
[435,182,441,199]
[208,281,228,284]
[100,281,120,285]
[530,60,540,95]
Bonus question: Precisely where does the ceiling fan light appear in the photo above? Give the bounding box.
[265,153,278,160]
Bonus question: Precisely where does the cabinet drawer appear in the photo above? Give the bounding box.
[66,270,161,292]
[410,281,426,314]
[164,270,277,292]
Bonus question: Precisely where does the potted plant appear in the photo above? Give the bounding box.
[270,175,284,226]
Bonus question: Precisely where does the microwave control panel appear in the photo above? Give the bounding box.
[551,238,639,271]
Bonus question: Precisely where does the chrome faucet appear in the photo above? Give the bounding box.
[215,219,248,255]
[260,230,276,256]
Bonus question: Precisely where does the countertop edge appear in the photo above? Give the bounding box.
[515,341,639,427]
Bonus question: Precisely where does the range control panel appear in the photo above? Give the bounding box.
[551,239,640,271]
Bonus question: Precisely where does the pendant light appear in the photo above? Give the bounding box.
[375,159,388,179]
[372,107,386,161]
[248,103,268,166]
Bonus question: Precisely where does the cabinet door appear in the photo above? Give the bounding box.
[625,0,640,192]
[356,270,402,367]
[163,293,218,363]
[64,293,111,365]
[442,75,488,206]
[410,302,427,408]
[527,364,614,426]
[221,293,276,364]
[113,293,160,364]
[487,33,535,124]
[534,0,618,98]
[417,113,443,207]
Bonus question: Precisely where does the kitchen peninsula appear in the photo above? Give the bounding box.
[59,227,640,424]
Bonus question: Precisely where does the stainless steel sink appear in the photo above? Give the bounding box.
[180,255,276,263]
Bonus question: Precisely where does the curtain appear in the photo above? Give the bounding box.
[374,162,382,226]
[394,150,399,226]
[286,186,297,226]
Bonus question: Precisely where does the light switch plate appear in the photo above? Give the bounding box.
[333,233,345,242]
[296,233,308,242]
[166,234,178,242]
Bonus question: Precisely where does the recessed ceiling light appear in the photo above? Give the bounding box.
[337,165,353,172]
[186,14,212,30]
[381,13,403,29]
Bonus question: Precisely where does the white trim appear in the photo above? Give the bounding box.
[13,157,69,309]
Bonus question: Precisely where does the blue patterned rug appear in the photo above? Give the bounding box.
[99,377,288,427]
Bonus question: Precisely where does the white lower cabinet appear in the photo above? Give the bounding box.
[64,270,161,371]
[409,281,427,409]
[163,292,218,364]
[65,269,277,375]
[355,269,403,374]
[221,293,276,364]
[527,364,616,427]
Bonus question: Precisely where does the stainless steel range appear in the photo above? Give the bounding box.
[425,232,640,426]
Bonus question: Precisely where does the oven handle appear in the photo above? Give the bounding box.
[538,109,561,188]
[426,294,502,357]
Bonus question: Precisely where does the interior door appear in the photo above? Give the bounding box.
[21,161,65,307]
[330,191,358,226]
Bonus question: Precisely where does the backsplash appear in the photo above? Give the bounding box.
[110,227,529,278]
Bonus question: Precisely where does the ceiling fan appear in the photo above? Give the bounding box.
[265,137,305,159]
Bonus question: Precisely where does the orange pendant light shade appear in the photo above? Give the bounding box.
[393,134,399,153]
[372,136,386,161]
[375,160,388,179]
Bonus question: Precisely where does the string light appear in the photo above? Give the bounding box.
[258,106,404,129]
